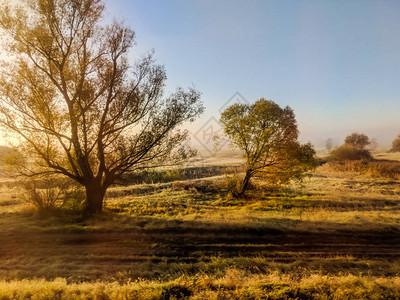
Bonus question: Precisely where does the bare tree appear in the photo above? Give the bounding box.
[0,0,203,215]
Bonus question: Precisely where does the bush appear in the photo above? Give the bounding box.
[224,174,245,197]
[390,134,400,152]
[328,144,372,161]
[62,185,86,212]
[21,176,84,212]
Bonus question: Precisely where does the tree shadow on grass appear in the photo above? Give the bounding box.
[0,210,400,281]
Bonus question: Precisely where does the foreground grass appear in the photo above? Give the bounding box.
[0,272,399,299]
[0,159,400,298]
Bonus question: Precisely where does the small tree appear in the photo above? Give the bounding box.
[390,134,400,152]
[344,133,370,150]
[219,98,317,197]
[0,0,203,215]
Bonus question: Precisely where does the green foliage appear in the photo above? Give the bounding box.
[262,142,319,185]
[344,132,370,150]
[61,185,86,212]
[219,98,317,196]
[328,144,372,161]
[220,99,298,152]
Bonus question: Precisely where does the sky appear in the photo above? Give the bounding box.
[1,0,400,150]
[104,0,400,150]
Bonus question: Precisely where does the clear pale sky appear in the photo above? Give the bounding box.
[105,0,400,149]
[1,0,400,149]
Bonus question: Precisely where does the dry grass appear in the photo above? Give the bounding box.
[374,151,400,162]
[324,159,400,180]
[0,153,399,298]
[0,272,399,299]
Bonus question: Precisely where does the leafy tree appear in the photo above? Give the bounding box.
[390,134,400,152]
[344,133,370,150]
[219,98,317,197]
[0,0,203,215]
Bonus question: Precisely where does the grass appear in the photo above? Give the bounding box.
[0,155,399,298]
[0,272,399,299]
[324,159,400,180]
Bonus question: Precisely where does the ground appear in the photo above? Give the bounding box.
[0,153,399,299]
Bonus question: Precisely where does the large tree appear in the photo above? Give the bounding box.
[220,98,317,196]
[0,0,203,214]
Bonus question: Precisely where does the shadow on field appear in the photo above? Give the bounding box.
[0,211,400,281]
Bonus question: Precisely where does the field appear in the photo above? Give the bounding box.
[0,154,400,299]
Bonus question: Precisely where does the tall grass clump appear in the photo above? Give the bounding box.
[327,159,400,179]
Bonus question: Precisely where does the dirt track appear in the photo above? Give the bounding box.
[0,216,399,280]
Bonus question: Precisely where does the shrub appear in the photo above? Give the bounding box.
[328,144,372,161]
[390,134,400,152]
[224,174,245,197]
[62,185,86,212]
[21,176,84,212]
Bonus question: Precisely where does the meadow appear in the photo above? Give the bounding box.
[0,153,399,299]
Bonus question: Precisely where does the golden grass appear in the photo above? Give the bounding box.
[0,154,399,298]
[0,272,399,299]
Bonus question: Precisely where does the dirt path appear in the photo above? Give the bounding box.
[0,217,399,280]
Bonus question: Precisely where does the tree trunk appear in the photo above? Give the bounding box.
[84,181,106,216]
[235,169,253,198]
